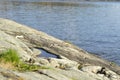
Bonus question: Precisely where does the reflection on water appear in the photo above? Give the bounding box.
[0,1,120,65]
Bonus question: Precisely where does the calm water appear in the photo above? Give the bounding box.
[0,1,120,64]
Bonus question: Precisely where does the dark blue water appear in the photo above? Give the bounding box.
[0,1,120,64]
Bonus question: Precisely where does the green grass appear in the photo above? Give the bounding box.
[0,49,49,72]
[16,63,50,72]
[0,49,20,64]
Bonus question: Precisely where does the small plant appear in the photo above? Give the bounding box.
[0,49,49,72]
[0,49,20,64]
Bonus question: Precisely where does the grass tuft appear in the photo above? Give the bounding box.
[0,49,49,72]
[0,49,20,64]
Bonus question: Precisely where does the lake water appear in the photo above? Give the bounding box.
[0,1,120,65]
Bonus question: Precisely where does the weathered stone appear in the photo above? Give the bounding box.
[0,18,120,75]
[37,69,71,80]
[47,58,60,68]
[48,58,79,70]
[57,55,69,59]
[0,68,24,80]
[0,30,33,61]
[1,65,119,80]
[81,66,120,80]
[81,66,102,73]
[30,48,41,57]
[37,58,50,65]
[0,18,120,80]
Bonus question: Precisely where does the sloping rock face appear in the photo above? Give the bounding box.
[0,18,120,80]
[0,18,120,74]
[0,30,33,61]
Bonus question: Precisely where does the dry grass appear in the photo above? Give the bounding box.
[0,60,14,70]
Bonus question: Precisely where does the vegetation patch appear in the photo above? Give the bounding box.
[0,49,49,72]
[0,49,20,64]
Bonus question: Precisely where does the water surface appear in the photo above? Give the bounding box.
[0,1,120,64]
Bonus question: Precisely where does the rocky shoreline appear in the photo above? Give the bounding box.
[0,18,120,80]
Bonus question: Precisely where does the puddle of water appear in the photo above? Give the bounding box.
[39,49,58,58]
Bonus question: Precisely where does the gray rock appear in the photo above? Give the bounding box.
[48,58,79,70]
[81,66,120,80]
[0,18,120,75]
[37,69,71,80]
[0,67,25,80]
[37,58,50,65]
[0,18,120,80]
[30,48,41,57]
[0,30,32,61]
[81,66,102,73]
[57,55,69,59]
[35,57,79,70]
